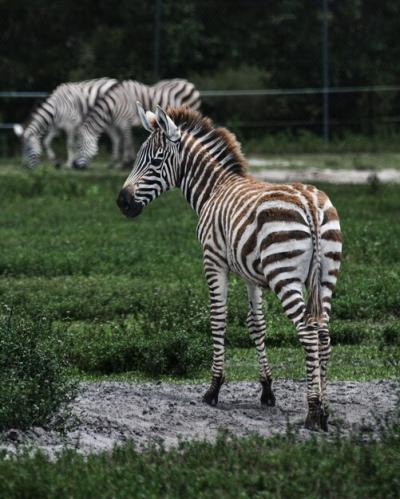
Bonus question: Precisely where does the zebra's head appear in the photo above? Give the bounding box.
[117,103,181,218]
[72,127,98,169]
[14,124,42,168]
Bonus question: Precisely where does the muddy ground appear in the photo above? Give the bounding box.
[2,380,399,457]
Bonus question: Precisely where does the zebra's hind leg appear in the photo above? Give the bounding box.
[278,286,323,430]
[318,320,331,431]
[121,126,135,169]
[246,283,275,407]
[297,320,323,431]
[202,263,228,406]
[43,129,60,168]
[107,126,122,169]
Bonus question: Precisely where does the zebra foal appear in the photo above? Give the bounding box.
[117,105,342,431]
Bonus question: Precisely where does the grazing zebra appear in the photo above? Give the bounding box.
[117,105,342,431]
[14,78,119,168]
[73,79,201,169]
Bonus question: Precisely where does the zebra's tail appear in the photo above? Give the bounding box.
[305,209,323,325]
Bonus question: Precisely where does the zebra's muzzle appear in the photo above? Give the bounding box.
[116,188,143,218]
[72,159,88,170]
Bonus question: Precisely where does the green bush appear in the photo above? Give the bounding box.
[0,312,77,430]
[59,317,212,376]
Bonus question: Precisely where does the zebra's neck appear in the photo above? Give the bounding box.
[178,129,246,216]
[26,101,56,138]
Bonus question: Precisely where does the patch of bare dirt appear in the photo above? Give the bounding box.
[1,380,399,457]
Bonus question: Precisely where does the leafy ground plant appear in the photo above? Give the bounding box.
[0,311,77,431]
[0,416,399,498]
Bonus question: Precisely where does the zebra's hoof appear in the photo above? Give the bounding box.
[53,160,61,169]
[304,403,322,431]
[260,379,276,407]
[202,375,225,406]
[320,411,329,432]
[202,391,219,406]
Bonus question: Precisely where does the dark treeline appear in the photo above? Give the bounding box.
[1,0,400,139]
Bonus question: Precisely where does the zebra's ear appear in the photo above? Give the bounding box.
[155,105,181,142]
[136,101,155,133]
[13,124,24,137]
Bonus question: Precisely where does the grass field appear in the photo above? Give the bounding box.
[0,161,399,497]
[0,163,399,379]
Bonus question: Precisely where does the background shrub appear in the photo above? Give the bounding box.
[0,312,77,430]
[59,317,212,376]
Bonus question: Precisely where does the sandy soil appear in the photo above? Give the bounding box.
[1,380,399,457]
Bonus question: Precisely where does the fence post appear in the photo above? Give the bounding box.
[154,0,162,81]
[322,0,330,143]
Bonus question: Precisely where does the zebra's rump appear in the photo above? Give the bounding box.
[204,178,341,292]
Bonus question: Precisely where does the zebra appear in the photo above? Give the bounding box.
[73,79,201,169]
[116,104,342,431]
[14,78,120,168]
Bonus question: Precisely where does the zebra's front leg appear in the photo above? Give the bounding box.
[246,283,275,406]
[203,265,228,406]
[65,128,76,168]
[297,320,323,430]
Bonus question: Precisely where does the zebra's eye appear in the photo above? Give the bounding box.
[152,157,163,166]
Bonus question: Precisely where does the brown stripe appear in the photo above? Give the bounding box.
[274,277,302,295]
[324,251,341,261]
[280,289,299,303]
[266,266,296,283]
[262,249,305,266]
[321,230,342,242]
[260,230,310,253]
[283,297,303,312]
[321,281,335,291]
[287,307,305,320]
[322,207,339,225]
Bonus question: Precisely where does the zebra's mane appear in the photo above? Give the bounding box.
[166,106,247,175]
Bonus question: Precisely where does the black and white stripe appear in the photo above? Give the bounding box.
[73,79,201,169]
[14,78,119,168]
[117,105,342,431]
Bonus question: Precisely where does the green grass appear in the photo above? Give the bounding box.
[1,423,400,498]
[243,129,400,155]
[0,164,399,381]
[74,344,399,383]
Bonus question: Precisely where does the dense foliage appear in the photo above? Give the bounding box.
[0,313,77,430]
[1,422,400,498]
[2,1,400,138]
[3,1,400,89]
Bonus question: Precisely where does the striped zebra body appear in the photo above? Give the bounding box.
[117,106,342,431]
[14,78,118,168]
[73,79,201,169]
